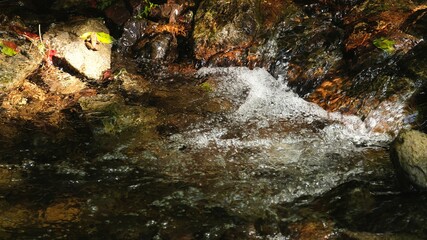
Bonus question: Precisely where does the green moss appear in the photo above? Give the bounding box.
[136,0,158,18]
[199,82,213,92]
[193,11,217,42]
[96,0,114,10]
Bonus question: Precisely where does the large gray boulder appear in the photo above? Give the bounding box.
[43,18,112,80]
[390,130,427,189]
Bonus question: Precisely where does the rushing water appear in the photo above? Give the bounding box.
[1,67,426,239]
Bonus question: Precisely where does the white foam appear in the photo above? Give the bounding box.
[198,67,330,122]
[197,67,391,145]
[165,67,393,203]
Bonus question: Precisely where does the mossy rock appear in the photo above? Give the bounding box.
[390,130,427,189]
[193,0,294,65]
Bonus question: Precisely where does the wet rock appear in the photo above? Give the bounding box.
[363,97,409,136]
[302,0,422,105]
[118,18,150,53]
[285,220,335,240]
[0,166,24,187]
[342,231,422,240]
[193,0,290,67]
[118,70,151,102]
[408,90,427,133]
[0,203,36,229]
[390,129,427,189]
[140,32,178,61]
[43,18,112,80]
[400,41,427,132]
[284,0,427,134]
[119,20,182,63]
[78,93,157,136]
[270,0,423,102]
[38,198,81,224]
[118,1,194,63]
[342,0,419,70]
[271,6,343,94]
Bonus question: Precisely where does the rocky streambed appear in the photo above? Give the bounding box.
[1,0,427,239]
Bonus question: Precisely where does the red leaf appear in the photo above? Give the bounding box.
[11,25,40,40]
[46,49,57,65]
[101,69,114,82]
[2,41,19,52]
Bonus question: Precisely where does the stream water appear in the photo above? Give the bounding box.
[1,67,426,239]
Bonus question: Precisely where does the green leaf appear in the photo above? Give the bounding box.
[96,32,115,44]
[0,42,18,56]
[373,37,395,53]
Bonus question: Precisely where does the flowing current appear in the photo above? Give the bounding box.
[137,66,392,212]
[1,66,398,239]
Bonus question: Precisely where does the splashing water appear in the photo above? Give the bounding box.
[193,67,390,145]
[160,67,392,206]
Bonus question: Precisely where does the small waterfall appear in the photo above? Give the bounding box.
[166,67,392,204]
[195,66,391,145]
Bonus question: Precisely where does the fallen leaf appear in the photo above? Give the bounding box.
[373,37,395,53]
[11,25,40,40]
[0,41,19,56]
[95,32,115,44]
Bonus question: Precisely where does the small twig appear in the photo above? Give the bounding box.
[38,24,43,42]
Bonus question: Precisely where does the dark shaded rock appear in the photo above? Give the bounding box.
[51,0,92,10]
[408,88,427,133]
[104,0,132,26]
[118,1,193,63]
[391,129,427,189]
[402,7,427,38]
[118,18,150,53]
[139,32,178,61]
[43,18,112,80]
[401,40,427,82]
